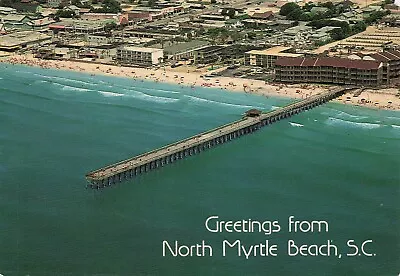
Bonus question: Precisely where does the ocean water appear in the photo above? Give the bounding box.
[0,64,399,275]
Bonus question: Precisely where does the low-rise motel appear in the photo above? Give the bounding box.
[115,46,164,66]
[274,57,383,86]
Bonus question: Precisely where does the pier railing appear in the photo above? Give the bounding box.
[85,86,353,189]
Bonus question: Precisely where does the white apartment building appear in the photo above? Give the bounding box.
[116,46,164,66]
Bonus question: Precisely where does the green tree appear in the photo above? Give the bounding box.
[91,0,121,13]
[330,28,345,40]
[320,1,335,10]
[105,21,117,31]
[287,8,303,20]
[303,2,315,12]
[280,3,301,16]
[299,12,311,21]
[55,9,76,18]
[147,0,156,7]
[352,21,367,33]
[247,32,257,39]
[365,10,389,24]
[0,0,12,7]
[71,0,82,7]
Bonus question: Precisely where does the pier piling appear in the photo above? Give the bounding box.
[85,87,353,188]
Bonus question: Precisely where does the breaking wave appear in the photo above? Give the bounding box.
[43,80,92,92]
[289,122,304,127]
[98,91,124,97]
[62,85,92,92]
[336,111,368,120]
[33,73,99,86]
[326,117,381,129]
[98,88,179,103]
[185,95,255,109]
[138,86,181,95]
[131,91,179,103]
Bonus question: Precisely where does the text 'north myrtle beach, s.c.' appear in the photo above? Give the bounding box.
[162,216,376,259]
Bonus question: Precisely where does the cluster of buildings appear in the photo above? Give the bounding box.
[0,0,399,87]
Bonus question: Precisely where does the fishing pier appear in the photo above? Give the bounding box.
[85,87,353,189]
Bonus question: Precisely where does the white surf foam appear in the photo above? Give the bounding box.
[185,95,254,109]
[326,117,381,129]
[61,85,92,92]
[289,122,304,127]
[98,91,124,97]
[15,70,31,74]
[111,85,181,95]
[101,88,179,103]
[34,73,99,86]
[48,81,91,92]
[391,124,400,129]
[141,87,181,94]
[132,91,179,103]
[337,111,367,120]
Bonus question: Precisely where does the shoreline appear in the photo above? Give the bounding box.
[1,54,399,111]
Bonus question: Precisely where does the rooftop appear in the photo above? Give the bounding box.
[157,40,210,55]
[276,56,382,70]
[246,46,303,57]
[120,46,164,53]
[370,49,400,61]
[0,31,51,47]
[50,19,111,28]
[1,14,27,22]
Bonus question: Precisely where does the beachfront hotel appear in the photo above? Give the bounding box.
[368,49,400,84]
[115,46,164,66]
[274,57,384,87]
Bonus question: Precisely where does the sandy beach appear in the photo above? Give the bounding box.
[2,54,399,111]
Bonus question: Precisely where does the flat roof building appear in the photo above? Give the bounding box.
[158,40,210,61]
[116,46,164,66]
[245,46,303,68]
[0,31,52,51]
[193,45,226,65]
[49,20,111,33]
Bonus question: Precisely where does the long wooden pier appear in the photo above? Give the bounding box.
[85,87,354,189]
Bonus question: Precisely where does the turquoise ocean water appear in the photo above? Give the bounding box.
[0,64,399,275]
